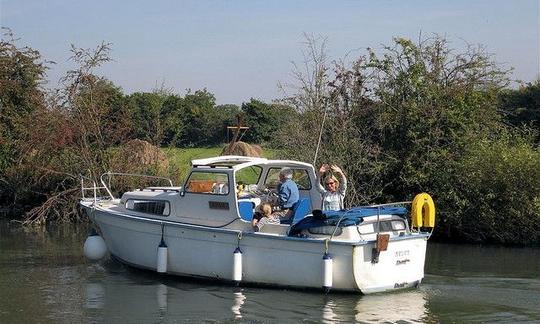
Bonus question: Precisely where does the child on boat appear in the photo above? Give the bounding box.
[252,202,280,232]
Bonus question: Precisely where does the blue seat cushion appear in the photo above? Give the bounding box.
[281,198,311,225]
[238,201,254,221]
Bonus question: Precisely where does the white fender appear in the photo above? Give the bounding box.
[233,247,242,283]
[83,231,107,261]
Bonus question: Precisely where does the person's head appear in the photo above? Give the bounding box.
[259,202,272,217]
[324,175,339,193]
[279,167,293,183]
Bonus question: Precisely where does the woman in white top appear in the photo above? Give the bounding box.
[317,164,347,211]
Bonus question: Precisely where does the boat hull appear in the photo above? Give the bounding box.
[85,204,428,293]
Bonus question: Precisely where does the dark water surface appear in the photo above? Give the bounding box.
[0,221,538,323]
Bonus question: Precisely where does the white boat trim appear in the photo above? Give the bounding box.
[85,201,429,246]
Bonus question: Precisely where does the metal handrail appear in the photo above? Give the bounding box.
[80,174,108,204]
[100,172,174,200]
[365,201,412,208]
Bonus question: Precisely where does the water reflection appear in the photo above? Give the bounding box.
[85,264,433,323]
[0,221,539,323]
[84,283,105,309]
[156,283,168,311]
[231,291,246,319]
[354,290,430,323]
[322,298,337,323]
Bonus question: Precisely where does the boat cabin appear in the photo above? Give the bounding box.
[119,156,321,228]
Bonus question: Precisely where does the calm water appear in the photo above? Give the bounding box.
[0,221,539,323]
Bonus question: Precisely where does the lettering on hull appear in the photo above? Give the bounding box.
[395,250,410,257]
[394,282,408,288]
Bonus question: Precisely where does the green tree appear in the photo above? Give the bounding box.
[128,91,167,145]
[160,94,185,146]
[241,99,296,144]
[177,89,217,147]
[448,132,540,244]
[0,29,48,213]
[0,29,47,175]
[213,104,241,144]
[499,80,540,143]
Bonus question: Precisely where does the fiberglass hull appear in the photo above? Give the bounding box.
[83,203,428,294]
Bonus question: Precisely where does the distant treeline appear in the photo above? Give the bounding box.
[1,31,539,245]
[86,86,294,148]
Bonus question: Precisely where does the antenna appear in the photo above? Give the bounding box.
[313,104,329,166]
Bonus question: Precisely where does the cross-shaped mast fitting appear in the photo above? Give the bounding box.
[226,115,249,144]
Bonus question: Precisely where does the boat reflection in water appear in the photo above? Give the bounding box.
[82,267,431,323]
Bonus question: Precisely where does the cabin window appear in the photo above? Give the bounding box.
[235,166,262,187]
[264,168,312,190]
[185,171,230,195]
[358,219,407,234]
[126,199,170,216]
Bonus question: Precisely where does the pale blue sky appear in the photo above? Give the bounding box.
[1,0,539,104]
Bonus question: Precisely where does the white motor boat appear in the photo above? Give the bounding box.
[80,155,435,294]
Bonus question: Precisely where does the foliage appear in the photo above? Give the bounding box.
[241,99,297,144]
[131,89,239,148]
[278,34,539,245]
[442,132,540,244]
[128,91,167,145]
[0,28,48,213]
[499,80,540,143]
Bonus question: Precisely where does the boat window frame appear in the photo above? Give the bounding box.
[263,167,313,190]
[125,199,171,216]
[235,165,263,187]
[357,218,407,234]
[184,170,232,196]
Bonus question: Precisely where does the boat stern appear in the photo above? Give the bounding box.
[352,235,427,294]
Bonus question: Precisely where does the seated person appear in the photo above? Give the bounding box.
[272,167,299,223]
[252,202,279,232]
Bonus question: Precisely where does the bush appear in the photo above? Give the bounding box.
[437,132,540,245]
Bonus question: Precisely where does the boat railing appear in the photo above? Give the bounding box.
[80,174,110,204]
[368,201,411,208]
[328,200,413,242]
[100,172,174,200]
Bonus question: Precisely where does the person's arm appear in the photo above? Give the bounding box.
[339,175,347,195]
[331,165,347,195]
[316,164,328,193]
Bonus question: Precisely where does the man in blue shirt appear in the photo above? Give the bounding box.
[274,167,299,222]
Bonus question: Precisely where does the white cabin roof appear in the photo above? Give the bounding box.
[191,155,315,171]
[191,155,267,166]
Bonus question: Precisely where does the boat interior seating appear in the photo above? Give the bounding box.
[280,198,311,225]
[238,201,254,221]
[239,198,311,224]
